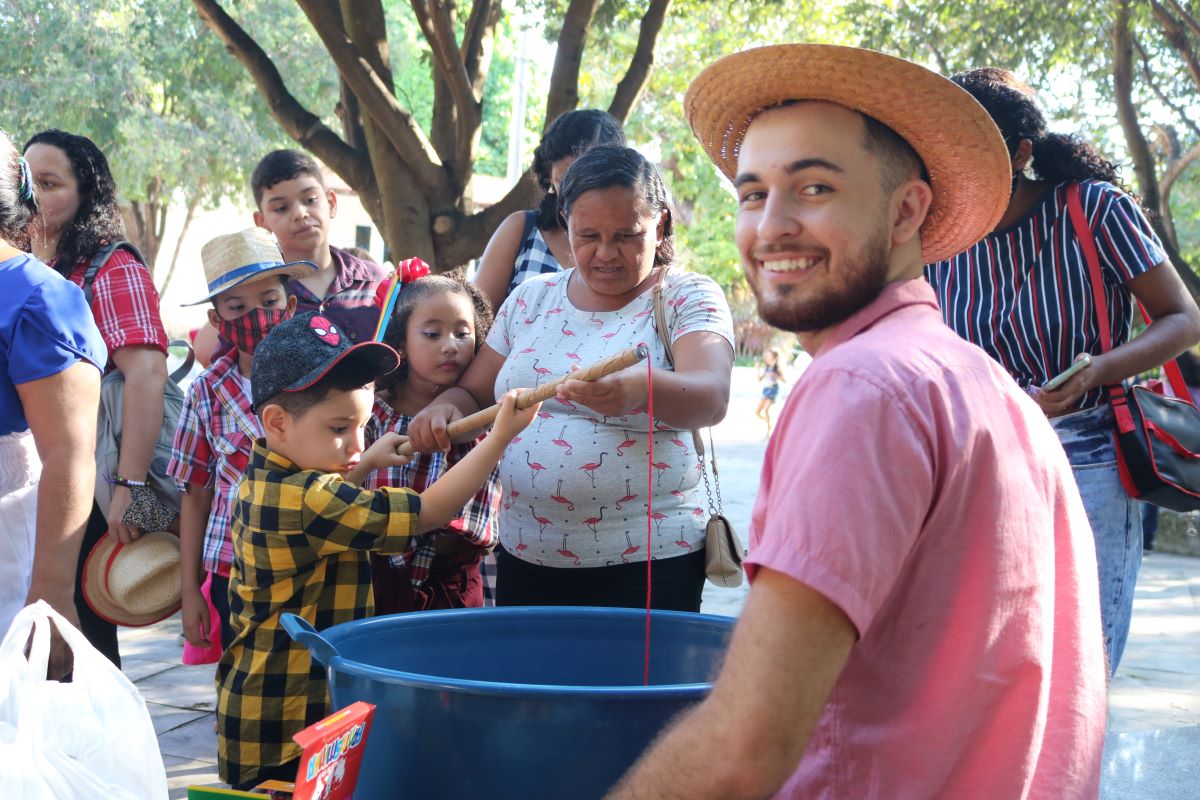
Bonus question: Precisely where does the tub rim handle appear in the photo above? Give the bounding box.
[281,613,339,666]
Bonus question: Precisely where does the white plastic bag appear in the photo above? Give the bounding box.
[0,600,168,799]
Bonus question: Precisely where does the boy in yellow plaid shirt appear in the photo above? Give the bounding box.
[215,309,538,790]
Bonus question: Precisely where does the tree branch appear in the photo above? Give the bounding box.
[1115,0,1199,298]
[1162,142,1200,199]
[463,0,499,93]
[191,0,372,189]
[442,175,538,265]
[1135,35,1200,142]
[1112,1,1162,211]
[545,0,602,125]
[1166,0,1200,40]
[1149,0,1200,90]
[294,0,448,199]
[337,78,367,152]
[424,0,483,175]
[607,0,672,122]
[405,1,456,166]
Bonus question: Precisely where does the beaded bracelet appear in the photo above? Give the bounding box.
[112,475,149,489]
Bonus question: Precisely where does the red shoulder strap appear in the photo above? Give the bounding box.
[1066,183,1192,402]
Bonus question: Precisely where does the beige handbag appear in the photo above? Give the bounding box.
[653,283,746,587]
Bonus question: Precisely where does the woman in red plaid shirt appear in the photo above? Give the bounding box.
[365,273,501,612]
[24,130,170,666]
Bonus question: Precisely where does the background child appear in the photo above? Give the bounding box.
[169,228,314,652]
[755,347,786,437]
[251,149,387,343]
[216,309,536,790]
[368,273,499,612]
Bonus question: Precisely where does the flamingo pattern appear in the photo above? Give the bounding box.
[583,507,607,539]
[614,478,638,510]
[551,426,573,456]
[488,268,734,567]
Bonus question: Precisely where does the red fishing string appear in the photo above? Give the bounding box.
[644,355,654,686]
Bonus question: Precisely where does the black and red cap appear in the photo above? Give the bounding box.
[251,310,399,411]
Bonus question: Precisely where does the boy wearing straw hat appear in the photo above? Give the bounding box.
[608,45,1105,799]
[167,229,316,652]
[215,311,538,790]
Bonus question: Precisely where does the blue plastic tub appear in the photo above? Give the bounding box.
[282,606,735,799]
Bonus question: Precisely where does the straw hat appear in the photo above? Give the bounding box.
[82,531,182,627]
[684,44,1011,263]
[186,228,316,305]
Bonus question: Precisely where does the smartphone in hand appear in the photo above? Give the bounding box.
[1042,354,1092,391]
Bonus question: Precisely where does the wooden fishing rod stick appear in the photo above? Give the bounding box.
[396,344,650,456]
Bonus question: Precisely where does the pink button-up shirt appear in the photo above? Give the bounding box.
[747,279,1106,799]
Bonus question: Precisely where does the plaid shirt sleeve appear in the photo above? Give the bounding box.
[167,377,216,489]
[84,248,169,355]
[300,472,421,556]
[444,453,500,549]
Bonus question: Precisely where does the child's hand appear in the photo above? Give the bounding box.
[408,403,464,453]
[181,585,211,647]
[492,389,539,441]
[360,432,413,473]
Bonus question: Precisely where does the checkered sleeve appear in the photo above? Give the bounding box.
[445,461,500,548]
[167,377,216,489]
[86,249,169,355]
[300,473,420,556]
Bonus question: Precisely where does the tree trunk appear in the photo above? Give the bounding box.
[342,0,437,265]
[158,185,204,296]
[123,189,164,274]
[192,0,674,272]
[1112,0,1200,297]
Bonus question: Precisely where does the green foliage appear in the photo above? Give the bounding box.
[0,0,325,214]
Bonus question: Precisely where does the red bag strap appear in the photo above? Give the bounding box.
[1066,183,1192,402]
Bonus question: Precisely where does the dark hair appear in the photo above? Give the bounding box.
[262,358,379,420]
[377,271,493,393]
[861,114,926,191]
[532,109,626,231]
[558,145,675,268]
[0,130,37,242]
[252,149,326,207]
[24,129,125,273]
[951,68,1120,186]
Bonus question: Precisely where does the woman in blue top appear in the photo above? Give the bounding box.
[0,129,105,675]
[925,69,1200,673]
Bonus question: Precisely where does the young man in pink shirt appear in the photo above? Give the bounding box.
[608,45,1107,799]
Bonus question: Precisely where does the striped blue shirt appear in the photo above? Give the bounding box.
[925,180,1165,410]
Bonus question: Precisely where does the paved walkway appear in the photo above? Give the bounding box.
[116,366,1199,796]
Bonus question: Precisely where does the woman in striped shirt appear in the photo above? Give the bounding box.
[925,68,1200,674]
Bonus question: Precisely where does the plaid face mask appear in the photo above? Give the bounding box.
[219,306,291,355]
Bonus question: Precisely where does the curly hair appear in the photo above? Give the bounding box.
[951,68,1120,187]
[558,145,675,268]
[0,130,37,242]
[24,129,125,274]
[377,270,494,395]
[532,109,626,232]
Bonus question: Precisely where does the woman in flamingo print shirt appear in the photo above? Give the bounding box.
[409,146,734,611]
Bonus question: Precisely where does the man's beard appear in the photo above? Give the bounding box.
[750,227,891,333]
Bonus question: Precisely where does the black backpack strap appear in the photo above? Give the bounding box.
[167,339,196,384]
[81,240,147,306]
